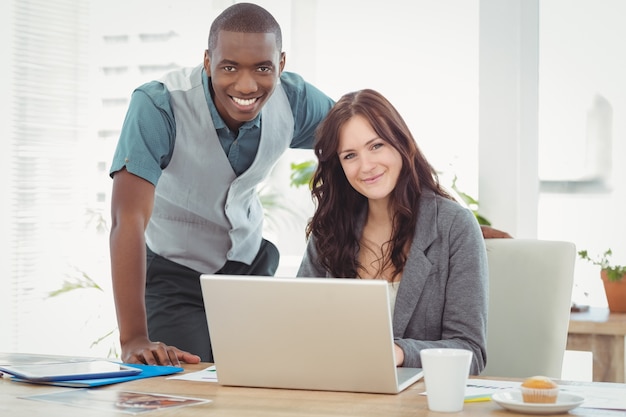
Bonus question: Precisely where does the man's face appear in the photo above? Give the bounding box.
[204,31,285,131]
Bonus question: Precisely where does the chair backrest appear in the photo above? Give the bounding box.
[482,239,576,378]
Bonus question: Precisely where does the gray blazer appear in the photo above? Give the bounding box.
[297,191,488,374]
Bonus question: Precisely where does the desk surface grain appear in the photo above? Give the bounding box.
[1,363,622,417]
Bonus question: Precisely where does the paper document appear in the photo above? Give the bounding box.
[463,379,626,410]
[465,379,520,400]
[560,383,626,410]
[168,365,218,382]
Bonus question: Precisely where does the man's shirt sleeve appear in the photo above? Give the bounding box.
[281,72,335,149]
[109,81,175,186]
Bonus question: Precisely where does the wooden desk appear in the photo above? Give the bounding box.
[1,362,622,417]
[567,307,626,383]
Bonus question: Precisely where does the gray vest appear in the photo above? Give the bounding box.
[145,65,294,273]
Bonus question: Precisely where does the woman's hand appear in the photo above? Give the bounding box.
[394,344,405,367]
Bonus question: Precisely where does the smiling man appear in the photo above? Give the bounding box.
[109,3,334,366]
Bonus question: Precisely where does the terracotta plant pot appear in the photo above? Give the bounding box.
[601,270,626,313]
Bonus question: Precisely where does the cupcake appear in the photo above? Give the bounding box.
[520,376,559,403]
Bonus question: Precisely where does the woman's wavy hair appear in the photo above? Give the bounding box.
[306,89,453,278]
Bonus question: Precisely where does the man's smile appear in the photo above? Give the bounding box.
[232,96,259,107]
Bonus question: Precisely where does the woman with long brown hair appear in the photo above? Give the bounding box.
[298,89,488,374]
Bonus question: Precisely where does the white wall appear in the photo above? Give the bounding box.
[478,0,540,239]
[537,0,626,307]
[4,0,625,357]
[272,0,480,274]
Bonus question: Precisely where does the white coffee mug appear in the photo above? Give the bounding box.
[420,348,473,413]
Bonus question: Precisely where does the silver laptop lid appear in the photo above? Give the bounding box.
[200,275,414,393]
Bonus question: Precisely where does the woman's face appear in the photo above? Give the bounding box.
[337,115,403,203]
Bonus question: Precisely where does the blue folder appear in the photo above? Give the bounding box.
[13,363,184,388]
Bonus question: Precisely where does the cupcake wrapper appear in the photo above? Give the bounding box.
[520,387,559,403]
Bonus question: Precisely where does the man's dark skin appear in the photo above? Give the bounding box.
[110,30,285,367]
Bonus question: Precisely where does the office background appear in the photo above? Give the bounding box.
[0,0,624,369]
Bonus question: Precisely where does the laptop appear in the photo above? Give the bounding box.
[200,274,423,394]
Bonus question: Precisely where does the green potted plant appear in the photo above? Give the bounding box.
[578,249,626,313]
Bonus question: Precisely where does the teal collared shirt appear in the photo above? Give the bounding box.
[110,68,334,185]
[204,72,261,176]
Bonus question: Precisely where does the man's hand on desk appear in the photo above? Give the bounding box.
[122,337,201,366]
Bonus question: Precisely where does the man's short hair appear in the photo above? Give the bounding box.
[208,3,282,52]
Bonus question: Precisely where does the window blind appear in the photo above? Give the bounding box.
[1,0,92,353]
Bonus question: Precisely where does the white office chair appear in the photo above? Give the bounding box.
[482,239,576,378]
